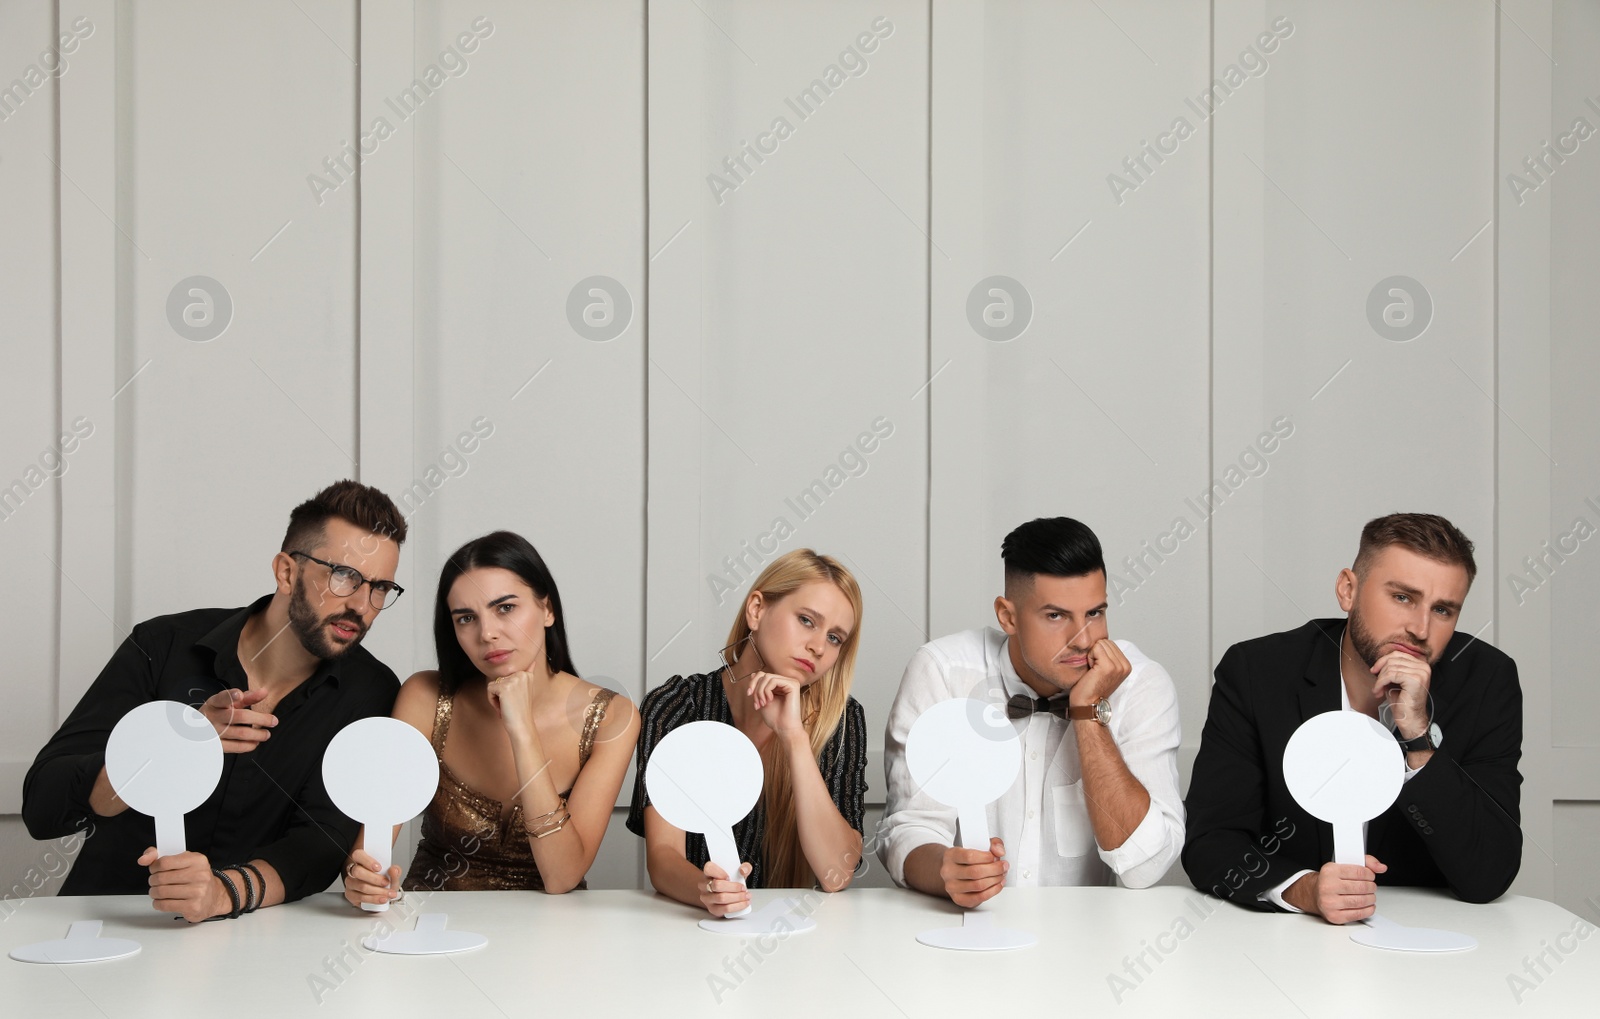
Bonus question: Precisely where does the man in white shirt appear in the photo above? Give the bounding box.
[879,517,1184,903]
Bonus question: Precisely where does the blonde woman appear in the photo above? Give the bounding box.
[341,531,639,901]
[627,549,868,915]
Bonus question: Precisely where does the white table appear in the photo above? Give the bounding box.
[3,886,1596,1017]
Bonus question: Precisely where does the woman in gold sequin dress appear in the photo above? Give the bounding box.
[341,531,639,901]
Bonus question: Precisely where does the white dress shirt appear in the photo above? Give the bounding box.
[1259,679,1423,911]
[878,627,1184,890]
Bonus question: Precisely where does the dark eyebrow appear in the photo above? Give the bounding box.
[1040,602,1108,615]
[325,558,397,586]
[450,594,517,617]
[1385,581,1461,613]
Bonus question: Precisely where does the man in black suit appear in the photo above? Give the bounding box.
[1183,513,1522,922]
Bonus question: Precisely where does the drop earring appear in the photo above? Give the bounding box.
[718,630,765,682]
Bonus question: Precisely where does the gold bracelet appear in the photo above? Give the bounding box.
[523,799,569,839]
[523,798,567,827]
[529,810,570,838]
[531,809,569,831]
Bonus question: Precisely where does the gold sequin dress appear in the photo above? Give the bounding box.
[403,684,615,891]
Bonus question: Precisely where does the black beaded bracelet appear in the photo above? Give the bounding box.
[239,863,266,913]
[211,867,242,920]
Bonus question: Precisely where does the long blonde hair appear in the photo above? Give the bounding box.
[724,549,862,888]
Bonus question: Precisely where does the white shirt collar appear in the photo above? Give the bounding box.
[994,632,1034,701]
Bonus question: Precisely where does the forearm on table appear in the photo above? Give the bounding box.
[197,859,287,918]
[239,859,286,909]
[905,842,963,900]
[1410,752,1522,901]
[1280,871,1321,915]
[784,732,860,891]
[256,813,359,903]
[1182,829,1289,907]
[646,842,716,907]
[522,817,591,893]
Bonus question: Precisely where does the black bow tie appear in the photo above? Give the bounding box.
[1006,693,1071,720]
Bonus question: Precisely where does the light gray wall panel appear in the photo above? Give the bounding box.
[1548,0,1600,749]
[0,1,66,813]
[1214,1,1496,664]
[648,0,930,765]
[121,0,360,627]
[406,0,647,704]
[931,0,1213,741]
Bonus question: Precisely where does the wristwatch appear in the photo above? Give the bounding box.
[1068,698,1111,726]
[1393,720,1442,753]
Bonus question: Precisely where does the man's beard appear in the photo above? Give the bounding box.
[287,576,366,660]
[1346,603,1426,668]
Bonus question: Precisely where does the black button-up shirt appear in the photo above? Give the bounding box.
[22,594,400,900]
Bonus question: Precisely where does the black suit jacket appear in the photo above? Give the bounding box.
[1182,618,1522,910]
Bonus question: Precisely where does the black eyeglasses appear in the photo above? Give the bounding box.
[288,551,404,609]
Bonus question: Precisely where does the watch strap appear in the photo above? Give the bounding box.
[1394,724,1436,752]
[1067,700,1110,725]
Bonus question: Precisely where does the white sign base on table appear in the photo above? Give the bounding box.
[362,913,487,956]
[1352,912,1477,953]
[699,896,817,936]
[10,921,140,965]
[916,910,1037,952]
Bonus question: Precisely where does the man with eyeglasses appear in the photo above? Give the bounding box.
[23,480,409,921]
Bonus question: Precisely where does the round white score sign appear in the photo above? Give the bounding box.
[323,717,439,911]
[104,701,224,856]
[1283,710,1403,866]
[646,721,762,918]
[646,720,763,836]
[905,698,1020,848]
[323,717,439,826]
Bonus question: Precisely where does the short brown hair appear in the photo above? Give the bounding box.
[1353,512,1475,585]
[282,480,407,553]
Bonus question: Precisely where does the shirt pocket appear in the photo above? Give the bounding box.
[1052,781,1098,858]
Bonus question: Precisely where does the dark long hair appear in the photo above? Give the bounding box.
[433,531,578,694]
